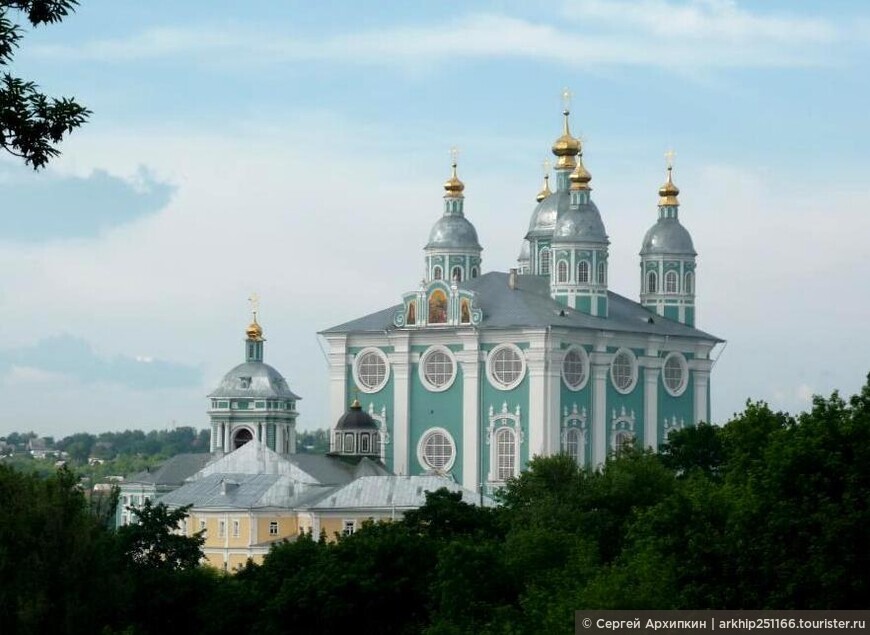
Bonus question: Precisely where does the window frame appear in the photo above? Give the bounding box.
[417,427,457,472]
[665,270,678,294]
[646,270,658,293]
[662,352,689,397]
[610,348,638,394]
[494,427,517,482]
[556,260,568,283]
[561,345,590,391]
[418,345,458,392]
[577,260,590,283]
[485,343,527,391]
[352,347,391,394]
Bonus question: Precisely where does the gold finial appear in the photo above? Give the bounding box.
[536,159,552,202]
[443,146,465,198]
[551,88,580,169]
[350,388,361,409]
[245,293,263,341]
[658,151,680,206]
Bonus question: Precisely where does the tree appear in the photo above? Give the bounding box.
[0,1,89,168]
[116,499,204,571]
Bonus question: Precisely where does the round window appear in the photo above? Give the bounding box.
[419,346,457,392]
[610,348,637,394]
[486,344,526,390]
[562,346,589,390]
[662,352,688,396]
[418,428,456,471]
[353,348,390,393]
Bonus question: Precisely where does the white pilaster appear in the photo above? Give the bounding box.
[389,332,411,475]
[643,365,660,451]
[546,346,564,455]
[223,422,230,452]
[590,354,609,466]
[693,369,710,424]
[526,331,548,460]
[458,332,480,491]
[276,423,284,455]
[325,335,348,435]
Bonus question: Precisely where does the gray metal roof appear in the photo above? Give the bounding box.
[552,201,609,245]
[208,361,301,400]
[321,271,722,342]
[517,239,530,262]
[159,472,292,510]
[640,218,696,256]
[425,214,482,250]
[125,453,214,487]
[302,475,494,511]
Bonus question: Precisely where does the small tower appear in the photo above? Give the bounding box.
[330,398,382,461]
[207,298,301,456]
[525,90,580,277]
[550,146,610,316]
[639,155,698,326]
[424,151,482,283]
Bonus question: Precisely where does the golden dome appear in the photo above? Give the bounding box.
[536,173,552,202]
[658,165,680,206]
[443,162,465,198]
[246,318,263,341]
[551,109,580,170]
[569,153,592,191]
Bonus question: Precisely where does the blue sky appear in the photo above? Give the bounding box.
[1,0,868,436]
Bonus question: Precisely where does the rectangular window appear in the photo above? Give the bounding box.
[269,521,278,536]
[199,519,207,536]
[232,519,240,538]
[342,520,356,536]
[218,520,226,538]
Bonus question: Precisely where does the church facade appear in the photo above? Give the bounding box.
[321,105,723,493]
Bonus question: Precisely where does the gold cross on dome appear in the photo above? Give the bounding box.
[664,149,676,169]
[248,292,260,320]
[561,87,572,112]
[449,146,460,167]
[542,159,551,176]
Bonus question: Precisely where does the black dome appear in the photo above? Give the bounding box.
[336,401,379,431]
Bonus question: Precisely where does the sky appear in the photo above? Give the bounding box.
[1,0,868,437]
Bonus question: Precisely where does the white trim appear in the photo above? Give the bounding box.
[662,352,689,397]
[486,403,523,482]
[610,348,638,394]
[352,347,391,394]
[417,345,458,393]
[485,343,527,391]
[561,345,590,391]
[416,427,457,472]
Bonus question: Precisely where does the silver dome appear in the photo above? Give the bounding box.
[517,239,530,262]
[526,189,569,238]
[425,215,481,250]
[640,219,696,256]
[552,201,609,244]
[209,361,301,400]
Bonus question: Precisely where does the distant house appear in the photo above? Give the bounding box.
[116,453,214,528]
[27,437,56,459]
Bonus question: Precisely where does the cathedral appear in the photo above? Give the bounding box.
[320,103,724,493]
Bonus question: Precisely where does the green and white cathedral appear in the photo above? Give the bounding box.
[321,107,723,493]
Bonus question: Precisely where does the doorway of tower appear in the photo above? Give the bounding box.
[233,428,253,450]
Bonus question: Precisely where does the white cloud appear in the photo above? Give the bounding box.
[28,4,847,71]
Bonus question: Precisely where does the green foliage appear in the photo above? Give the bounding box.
[0,375,868,633]
[0,1,89,168]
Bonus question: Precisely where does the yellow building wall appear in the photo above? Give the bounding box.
[256,514,297,543]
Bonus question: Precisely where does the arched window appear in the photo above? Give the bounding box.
[646,271,658,293]
[428,289,448,324]
[565,428,583,465]
[333,431,343,452]
[597,261,607,284]
[360,433,370,453]
[613,431,634,454]
[495,427,516,481]
[540,249,551,275]
[452,267,462,282]
[344,432,355,454]
[685,271,694,295]
[233,428,252,450]
[460,299,471,324]
[471,267,479,279]
[557,260,568,283]
[433,266,442,281]
[665,271,678,294]
[577,260,590,283]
